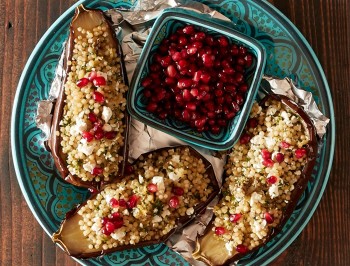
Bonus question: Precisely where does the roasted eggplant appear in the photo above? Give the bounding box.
[193,94,318,265]
[49,5,129,189]
[52,146,219,259]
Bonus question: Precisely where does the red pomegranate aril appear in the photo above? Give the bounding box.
[216,97,225,105]
[88,71,97,81]
[231,101,240,113]
[275,152,285,163]
[210,125,221,134]
[119,199,127,208]
[147,183,158,193]
[105,221,116,234]
[160,56,172,67]
[185,102,197,111]
[240,133,251,144]
[167,65,178,78]
[224,85,236,93]
[82,131,94,142]
[172,186,184,196]
[236,56,245,66]
[150,63,161,72]
[88,112,98,123]
[124,163,134,175]
[200,72,211,83]
[235,94,244,105]
[239,46,247,55]
[109,198,119,208]
[195,117,207,128]
[182,109,191,121]
[244,54,253,67]
[177,59,189,70]
[192,71,202,82]
[93,91,105,103]
[230,44,239,55]
[113,218,124,229]
[261,149,271,160]
[202,54,215,67]
[217,36,229,47]
[239,83,248,93]
[110,212,120,220]
[146,102,158,112]
[175,94,185,105]
[172,51,182,62]
[101,227,111,236]
[234,72,244,83]
[187,46,198,55]
[92,76,106,87]
[295,148,307,159]
[169,196,179,208]
[217,118,227,127]
[265,212,274,224]
[178,35,188,46]
[76,77,90,88]
[215,227,225,235]
[194,31,206,41]
[247,118,258,128]
[127,194,139,209]
[101,217,109,226]
[91,167,103,176]
[183,25,195,35]
[177,78,193,89]
[236,244,249,254]
[88,187,99,194]
[190,88,199,97]
[267,175,278,185]
[280,141,291,148]
[229,213,242,223]
[182,89,193,102]
[105,131,117,140]
[94,128,104,140]
[263,159,275,168]
[193,41,204,49]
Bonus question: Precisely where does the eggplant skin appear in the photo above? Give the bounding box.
[49,5,129,190]
[193,94,318,265]
[52,145,219,259]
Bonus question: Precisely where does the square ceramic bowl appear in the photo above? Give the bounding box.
[127,8,266,150]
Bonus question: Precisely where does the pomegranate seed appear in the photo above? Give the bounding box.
[119,199,127,208]
[101,217,109,226]
[167,65,178,78]
[183,89,192,101]
[234,72,244,83]
[105,131,117,140]
[182,109,191,121]
[141,76,152,88]
[177,78,193,89]
[235,94,244,105]
[172,51,182,62]
[88,187,98,194]
[215,227,225,235]
[187,46,198,55]
[169,196,179,208]
[244,54,253,67]
[76,78,90,88]
[101,227,111,236]
[217,36,229,47]
[194,32,206,41]
[127,194,139,209]
[178,36,188,46]
[183,25,195,35]
[94,128,104,140]
[91,167,103,176]
[113,217,124,229]
[264,212,274,224]
[275,152,284,163]
[88,112,98,123]
[247,118,258,128]
[236,56,245,66]
[210,125,220,134]
[195,117,207,128]
[229,213,242,223]
[146,102,158,112]
[93,91,105,103]
[231,102,240,113]
[267,175,278,185]
[124,164,134,175]
[160,56,172,67]
[239,83,248,93]
[262,159,275,168]
[280,141,291,148]
[240,133,251,144]
[105,221,116,234]
[202,54,215,67]
[109,198,119,208]
[261,149,271,160]
[88,71,97,81]
[92,76,106,87]
[239,46,247,55]
[295,148,307,159]
[236,244,249,254]
[147,183,158,193]
[185,102,197,111]
[190,88,199,97]
[82,131,94,142]
[172,186,184,196]
[110,212,120,220]
[200,72,211,83]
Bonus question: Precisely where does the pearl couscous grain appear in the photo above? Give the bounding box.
[78,147,214,249]
[213,99,310,254]
[59,23,127,182]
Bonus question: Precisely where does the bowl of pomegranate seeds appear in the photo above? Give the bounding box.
[128,8,266,150]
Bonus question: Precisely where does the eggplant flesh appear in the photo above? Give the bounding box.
[49,5,129,190]
[52,146,219,259]
[193,94,318,265]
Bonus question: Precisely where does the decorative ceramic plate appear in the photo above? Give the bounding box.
[11,0,335,265]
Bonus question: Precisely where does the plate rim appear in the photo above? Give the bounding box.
[10,0,335,265]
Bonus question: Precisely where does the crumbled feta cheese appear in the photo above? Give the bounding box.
[105,194,112,204]
[102,123,112,132]
[172,155,180,163]
[250,192,264,206]
[186,207,194,216]
[91,223,101,232]
[265,137,276,150]
[168,171,179,182]
[83,162,96,173]
[161,208,171,218]
[102,106,112,123]
[266,106,277,116]
[225,241,234,255]
[152,176,165,192]
[77,140,95,156]
[111,228,126,241]
[138,174,144,184]
[269,184,280,198]
[133,208,140,218]
[123,209,129,216]
[152,215,162,223]
[252,219,267,239]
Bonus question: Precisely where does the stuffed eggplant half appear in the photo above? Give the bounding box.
[193,94,318,265]
[49,5,129,189]
[52,146,219,259]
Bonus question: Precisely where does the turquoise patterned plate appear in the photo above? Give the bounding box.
[11,0,335,265]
